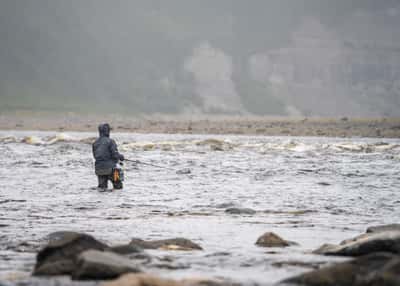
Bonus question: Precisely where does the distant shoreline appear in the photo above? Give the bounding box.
[0,113,400,138]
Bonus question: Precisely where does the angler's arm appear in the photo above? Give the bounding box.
[110,139,124,161]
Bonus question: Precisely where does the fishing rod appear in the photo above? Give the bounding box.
[124,158,175,171]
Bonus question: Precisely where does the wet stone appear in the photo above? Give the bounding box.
[34,232,109,276]
[176,168,191,175]
[205,252,232,257]
[72,250,142,280]
[317,182,331,186]
[33,259,76,276]
[129,238,202,251]
[255,232,297,248]
[46,231,84,243]
[313,244,338,255]
[366,224,400,234]
[339,233,370,246]
[313,231,400,256]
[263,209,315,215]
[110,244,143,255]
[282,252,400,286]
[225,208,256,215]
[149,261,190,270]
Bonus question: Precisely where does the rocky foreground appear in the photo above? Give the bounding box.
[3,224,400,286]
[1,114,400,138]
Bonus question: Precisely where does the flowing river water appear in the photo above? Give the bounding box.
[0,131,400,285]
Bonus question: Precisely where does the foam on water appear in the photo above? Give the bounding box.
[0,131,399,285]
[1,132,399,153]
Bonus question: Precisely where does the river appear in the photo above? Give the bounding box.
[0,131,399,285]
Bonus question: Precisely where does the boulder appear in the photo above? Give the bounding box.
[72,250,141,280]
[339,224,400,245]
[255,232,297,247]
[225,208,256,215]
[33,232,108,276]
[366,224,400,234]
[129,238,202,251]
[283,252,400,286]
[33,259,76,276]
[313,231,400,256]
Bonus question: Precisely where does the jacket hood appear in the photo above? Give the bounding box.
[98,123,110,137]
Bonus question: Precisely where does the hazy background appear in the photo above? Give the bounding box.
[1,0,400,117]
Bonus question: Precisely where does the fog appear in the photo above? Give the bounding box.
[1,0,400,116]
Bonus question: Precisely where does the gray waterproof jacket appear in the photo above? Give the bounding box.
[92,124,124,175]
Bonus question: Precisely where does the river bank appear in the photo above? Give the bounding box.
[0,113,400,137]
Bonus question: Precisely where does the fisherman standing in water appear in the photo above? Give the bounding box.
[92,123,125,191]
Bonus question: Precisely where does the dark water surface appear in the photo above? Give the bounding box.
[0,131,399,285]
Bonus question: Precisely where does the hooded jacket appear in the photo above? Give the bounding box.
[92,124,124,175]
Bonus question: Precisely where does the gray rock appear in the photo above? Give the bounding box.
[313,244,339,254]
[283,252,400,286]
[109,244,143,255]
[366,224,400,234]
[225,208,256,215]
[176,168,191,175]
[149,261,190,270]
[313,231,400,256]
[33,232,108,276]
[129,238,202,250]
[45,231,82,243]
[33,259,76,276]
[340,225,400,245]
[255,232,298,248]
[339,234,370,245]
[72,250,141,280]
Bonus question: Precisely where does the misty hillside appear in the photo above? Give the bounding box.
[1,0,400,116]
